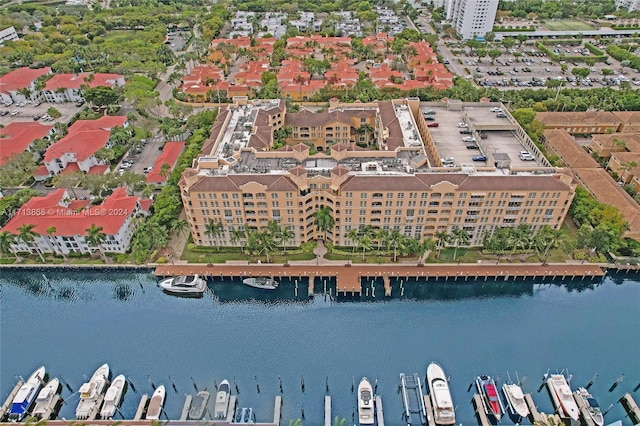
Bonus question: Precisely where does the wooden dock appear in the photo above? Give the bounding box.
[0,381,23,421]
[324,396,331,426]
[40,394,63,420]
[573,392,596,426]
[273,395,282,426]
[133,394,148,421]
[422,395,436,426]
[620,393,640,425]
[524,393,545,424]
[226,396,237,422]
[180,395,193,421]
[155,263,603,295]
[472,394,491,426]
[376,396,385,426]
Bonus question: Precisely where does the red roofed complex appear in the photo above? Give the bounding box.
[2,188,151,256]
[0,122,54,166]
[146,141,185,184]
[42,72,125,103]
[0,67,51,104]
[38,115,128,180]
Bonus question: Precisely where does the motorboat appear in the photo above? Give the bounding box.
[188,390,210,420]
[214,379,231,419]
[8,366,46,421]
[358,377,374,425]
[31,378,61,419]
[576,387,604,426]
[146,385,166,420]
[427,362,455,425]
[76,363,110,420]
[476,375,504,422]
[100,374,126,419]
[502,382,529,422]
[242,277,278,290]
[158,275,206,295]
[546,374,579,421]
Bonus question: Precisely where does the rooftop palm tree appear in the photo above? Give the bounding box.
[313,206,334,241]
[17,224,45,262]
[86,224,107,262]
[204,220,224,250]
[0,230,17,261]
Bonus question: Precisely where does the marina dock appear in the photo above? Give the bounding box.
[155,263,604,295]
[376,396,385,426]
[421,395,436,426]
[0,381,23,421]
[400,373,427,426]
[180,395,192,421]
[573,392,596,426]
[133,394,149,420]
[325,396,331,426]
[620,393,640,425]
[471,394,491,426]
[524,393,545,424]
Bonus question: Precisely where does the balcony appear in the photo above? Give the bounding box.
[244,202,255,207]
[372,210,382,215]
[510,196,525,202]
[272,215,281,221]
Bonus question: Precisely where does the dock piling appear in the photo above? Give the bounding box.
[585,373,598,390]
[169,375,177,393]
[326,376,329,393]
[127,377,137,393]
[190,376,198,392]
[59,376,73,393]
[148,375,156,391]
[610,374,625,392]
[279,376,283,393]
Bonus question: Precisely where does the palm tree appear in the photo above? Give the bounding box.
[435,230,449,259]
[534,226,567,265]
[257,231,277,263]
[280,226,295,261]
[159,163,171,179]
[450,226,470,262]
[85,224,107,262]
[170,219,189,237]
[387,229,405,262]
[0,231,17,260]
[45,226,59,257]
[17,224,45,262]
[417,237,436,264]
[230,227,246,253]
[347,228,360,253]
[204,220,224,250]
[375,228,389,260]
[359,233,373,261]
[313,206,334,241]
[509,224,532,260]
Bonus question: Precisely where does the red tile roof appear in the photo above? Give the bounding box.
[146,141,185,183]
[0,67,51,94]
[43,73,123,91]
[0,122,53,166]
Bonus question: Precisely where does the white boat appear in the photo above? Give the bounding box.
[158,275,206,294]
[189,390,210,420]
[76,363,110,420]
[100,374,126,419]
[427,362,455,425]
[8,366,46,421]
[502,382,530,421]
[576,387,604,426]
[214,379,231,419]
[546,374,579,421]
[31,378,61,419]
[242,277,278,290]
[358,377,374,425]
[146,385,166,420]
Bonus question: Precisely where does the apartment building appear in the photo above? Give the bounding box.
[445,0,498,40]
[0,26,18,45]
[616,0,640,12]
[179,98,576,248]
[0,67,51,105]
[42,73,125,103]
[536,111,623,134]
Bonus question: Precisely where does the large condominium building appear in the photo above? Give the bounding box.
[446,0,498,40]
[179,98,576,249]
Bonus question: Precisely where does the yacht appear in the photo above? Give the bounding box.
[100,374,126,419]
[476,375,504,422]
[576,387,604,426]
[76,363,110,420]
[427,362,455,425]
[188,390,210,420]
[358,377,374,425]
[546,374,579,421]
[31,378,61,419]
[242,277,278,290]
[146,385,166,420]
[158,275,206,295]
[8,366,46,421]
[214,380,231,419]
[502,382,529,422]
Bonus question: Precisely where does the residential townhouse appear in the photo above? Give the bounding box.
[0,67,51,105]
[608,152,640,188]
[588,133,640,158]
[536,111,623,134]
[2,188,151,256]
[0,122,54,166]
[42,73,125,103]
[146,141,186,184]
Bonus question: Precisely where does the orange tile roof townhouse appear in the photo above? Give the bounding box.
[536,111,622,134]
[362,32,394,54]
[279,80,325,101]
[0,66,51,104]
[608,151,640,185]
[369,64,403,86]
[589,133,640,158]
[1,187,151,256]
[42,72,124,103]
[0,122,54,166]
[146,141,186,184]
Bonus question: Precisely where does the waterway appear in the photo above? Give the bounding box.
[1,270,639,425]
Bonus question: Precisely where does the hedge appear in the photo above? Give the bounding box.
[492,26,536,32]
[536,41,608,63]
[606,44,640,70]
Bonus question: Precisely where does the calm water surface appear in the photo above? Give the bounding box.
[1,271,639,425]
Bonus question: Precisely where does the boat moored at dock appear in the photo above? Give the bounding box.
[358,377,374,425]
[31,378,60,419]
[243,277,278,290]
[100,374,126,420]
[8,366,46,421]
[546,374,579,421]
[426,362,455,425]
[145,385,166,420]
[188,390,210,420]
[576,387,604,426]
[158,275,206,295]
[214,380,231,419]
[75,363,110,420]
[476,375,504,422]
[501,382,529,422]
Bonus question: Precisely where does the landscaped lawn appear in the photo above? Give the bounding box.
[543,19,594,31]
[180,244,315,264]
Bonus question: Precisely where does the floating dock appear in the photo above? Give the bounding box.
[180,395,193,421]
[325,396,331,426]
[155,263,604,295]
[620,393,640,425]
[524,393,545,424]
[273,395,282,426]
[400,373,427,426]
[133,394,148,421]
[573,392,596,426]
[39,394,63,420]
[376,396,385,426]
[0,381,23,421]
[472,394,491,426]
[421,395,435,426]
[226,395,238,422]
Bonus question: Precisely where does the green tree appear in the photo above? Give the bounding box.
[435,230,449,259]
[450,226,470,261]
[159,163,171,179]
[534,226,566,264]
[84,86,120,108]
[387,228,405,263]
[230,227,246,253]
[313,207,334,240]
[204,220,224,250]
[488,49,502,63]
[280,226,295,261]
[46,107,62,119]
[17,223,45,262]
[170,219,189,237]
[86,224,107,261]
[0,230,17,260]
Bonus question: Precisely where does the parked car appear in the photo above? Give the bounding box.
[496,112,507,118]
[472,155,487,161]
[423,109,436,115]
[143,167,153,173]
[466,144,480,150]
[479,132,488,139]
[519,151,535,161]
[32,115,41,121]
[425,116,435,121]
[490,107,502,113]
[427,122,439,128]
[462,136,476,143]
[456,122,468,128]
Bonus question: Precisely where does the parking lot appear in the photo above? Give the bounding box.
[421,105,545,168]
[0,102,81,127]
